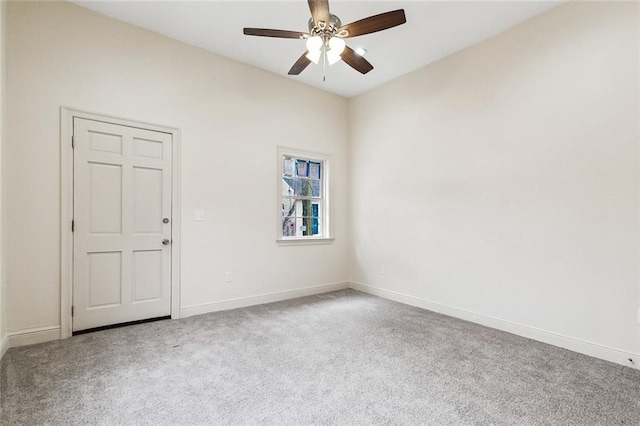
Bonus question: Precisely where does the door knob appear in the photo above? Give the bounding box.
[162,239,171,245]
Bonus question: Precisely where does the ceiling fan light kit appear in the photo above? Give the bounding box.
[306,35,323,52]
[328,37,346,54]
[243,0,406,78]
[326,50,341,66]
[355,47,367,57]
[306,49,322,64]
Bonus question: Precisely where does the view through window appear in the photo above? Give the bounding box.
[281,154,325,238]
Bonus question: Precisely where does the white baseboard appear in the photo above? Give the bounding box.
[350,282,639,370]
[6,326,61,350]
[2,284,349,350]
[181,281,350,318]
[0,333,8,359]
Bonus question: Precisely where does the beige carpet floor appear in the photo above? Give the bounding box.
[1,289,639,425]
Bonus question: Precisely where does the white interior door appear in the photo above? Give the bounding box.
[73,117,172,332]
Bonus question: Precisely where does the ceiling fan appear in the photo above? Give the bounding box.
[243,0,406,77]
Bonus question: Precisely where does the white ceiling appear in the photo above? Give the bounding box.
[72,1,564,98]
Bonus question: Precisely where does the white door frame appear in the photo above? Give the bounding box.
[60,107,182,339]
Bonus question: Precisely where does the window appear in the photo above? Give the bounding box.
[278,147,332,242]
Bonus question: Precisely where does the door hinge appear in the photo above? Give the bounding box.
[72,136,75,149]
[71,220,75,232]
[71,306,74,317]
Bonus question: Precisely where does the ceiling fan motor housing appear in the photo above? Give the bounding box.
[308,14,344,40]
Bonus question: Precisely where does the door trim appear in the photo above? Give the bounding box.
[60,107,182,339]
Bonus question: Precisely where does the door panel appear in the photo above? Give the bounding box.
[132,250,163,302]
[73,118,172,332]
[88,251,122,308]
[89,163,122,234]
[133,167,163,234]
[89,130,123,155]
[133,137,164,159]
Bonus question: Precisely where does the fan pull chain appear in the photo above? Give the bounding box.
[323,44,327,82]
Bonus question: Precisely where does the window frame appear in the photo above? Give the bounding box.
[277,146,334,245]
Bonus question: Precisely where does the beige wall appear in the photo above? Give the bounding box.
[5,1,349,333]
[3,0,639,365]
[349,1,639,357]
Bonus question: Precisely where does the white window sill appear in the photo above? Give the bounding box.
[277,237,335,246]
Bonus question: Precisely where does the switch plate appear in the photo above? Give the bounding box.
[194,210,205,222]
[637,309,640,324]
[380,265,386,275]
[225,272,233,282]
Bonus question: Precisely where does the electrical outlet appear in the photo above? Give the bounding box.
[194,210,206,222]
[225,272,233,282]
[380,265,386,275]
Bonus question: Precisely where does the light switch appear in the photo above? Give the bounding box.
[194,210,206,222]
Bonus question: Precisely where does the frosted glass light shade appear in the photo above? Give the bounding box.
[305,36,323,52]
[328,37,346,54]
[306,49,321,64]
[355,47,367,56]
[326,49,341,65]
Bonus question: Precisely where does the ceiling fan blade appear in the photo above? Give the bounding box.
[243,28,308,39]
[341,46,373,74]
[308,0,330,25]
[288,52,312,75]
[338,9,406,38]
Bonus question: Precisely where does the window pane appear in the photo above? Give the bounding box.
[311,179,321,197]
[283,157,295,177]
[282,177,295,196]
[282,215,297,236]
[295,179,309,197]
[282,178,308,197]
[296,160,308,177]
[308,162,321,180]
[281,197,295,217]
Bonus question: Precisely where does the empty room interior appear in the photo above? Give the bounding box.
[0,0,639,423]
